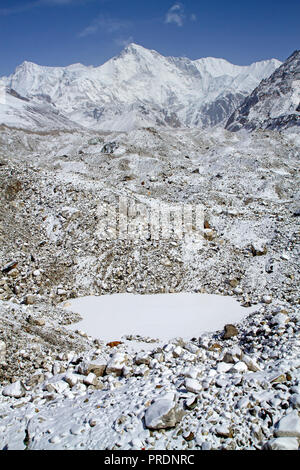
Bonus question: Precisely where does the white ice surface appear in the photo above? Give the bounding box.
[65,293,256,347]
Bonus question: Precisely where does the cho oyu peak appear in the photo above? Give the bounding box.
[0,44,282,132]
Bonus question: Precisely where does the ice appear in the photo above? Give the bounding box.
[65,293,256,345]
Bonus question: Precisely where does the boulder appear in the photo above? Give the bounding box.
[106,353,127,376]
[2,261,18,274]
[101,142,118,154]
[223,324,238,339]
[2,381,26,398]
[185,378,202,394]
[264,437,299,450]
[77,360,106,377]
[251,241,267,256]
[290,394,300,410]
[274,411,300,438]
[145,393,184,430]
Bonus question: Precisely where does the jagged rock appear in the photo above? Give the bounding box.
[24,295,35,305]
[230,361,248,373]
[44,380,69,394]
[215,424,233,438]
[223,324,239,339]
[106,353,127,376]
[2,381,26,398]
[77,361,106,377]
[242,355,262,372]
[262,295,272,304]
[250,242,267,256]
[144,393,184,430]
[264,437,299,450]
[274,411,300,437]
[101,142,118,154]
[64,372,80,387]
[27,315,45,326]
[135,352,151,366]
[2,261,18,274]
[185,378,202,394]
[83,372,98,386]
[290,394,300,410]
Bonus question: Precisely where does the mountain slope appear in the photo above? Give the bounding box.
[0,86,82,131]
[0,44,281,131]
[226,50,300,132]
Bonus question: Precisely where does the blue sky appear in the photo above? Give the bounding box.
[0,0,299,75]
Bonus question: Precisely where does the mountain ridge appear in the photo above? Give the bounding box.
[226,50,300,131]
[0,43,282,132]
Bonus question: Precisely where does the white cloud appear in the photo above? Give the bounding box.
[0,0,93,16]
[79,15,131,38]
[165,3,185,27]
[164,3,197,27]
[114,36,134,47]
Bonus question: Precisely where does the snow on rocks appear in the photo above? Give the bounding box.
[77,360,106,377]
[0,125,299,450]
[106,353,127,376]
[0,340,6,361]
[2,381,26,398]
[144,393,184,430]
[274,411,300,438]
[230,361,248,374]
[290,394,300,410]
[264,437,299,451]
[185,378,202,394]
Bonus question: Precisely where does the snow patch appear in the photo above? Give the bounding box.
[65,293,256,347]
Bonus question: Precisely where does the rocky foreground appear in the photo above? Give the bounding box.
[0,297,299,450]
[0,125,299,450]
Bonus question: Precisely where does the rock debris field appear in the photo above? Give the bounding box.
[0,125,299,450]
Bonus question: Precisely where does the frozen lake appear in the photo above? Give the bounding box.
[64,293,256,348]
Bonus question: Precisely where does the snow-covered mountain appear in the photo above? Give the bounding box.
[0,43,281,131]
[226,50,300,132]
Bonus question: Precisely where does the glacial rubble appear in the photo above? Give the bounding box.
[0,300,299,450]
[0,124,299,450]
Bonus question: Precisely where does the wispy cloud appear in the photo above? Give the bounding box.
[78,14,131,38]
[165,3,185,27]
[164,3,196,27]
[114,36,134,47]
[0,0,93,16]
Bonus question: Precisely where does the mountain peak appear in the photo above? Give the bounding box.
[1,45,284,132]
[226,50,300,132]
[120,43,161,60]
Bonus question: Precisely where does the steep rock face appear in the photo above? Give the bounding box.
[226,50,300,132]
[0,43,281,131]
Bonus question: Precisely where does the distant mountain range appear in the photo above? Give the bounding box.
[0,43,282,132]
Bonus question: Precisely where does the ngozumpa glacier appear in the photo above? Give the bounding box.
[0,45,299,451]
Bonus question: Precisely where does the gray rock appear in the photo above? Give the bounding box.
[274,411,300,437]
[145,393,185,430]
[0,340,6,361]
[264,437,299,450]
[101,142,118,154]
